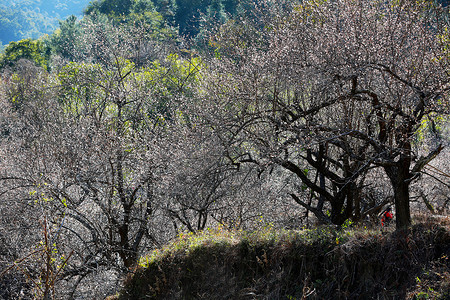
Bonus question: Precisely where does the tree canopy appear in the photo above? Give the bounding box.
[0,38,51,70]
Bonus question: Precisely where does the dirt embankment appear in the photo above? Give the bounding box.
[116,221,449,300]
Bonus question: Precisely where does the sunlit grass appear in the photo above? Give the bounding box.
[138,222,386,269]
[138,225,241,268]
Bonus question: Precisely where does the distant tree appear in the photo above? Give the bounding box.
[81,0,177,47]
[173,0,208,37]
[206,0,227,24]
[222,0,240,16]
[172,0,248,39]
[194,0,228,50]
[84,0,134,17]
[51,13,176,68]
[50,15,81,61]
[153,0,178,25]
[200,0,449,228]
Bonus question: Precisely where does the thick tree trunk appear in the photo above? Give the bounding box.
[385,161,412,229]
[392,177,411,229]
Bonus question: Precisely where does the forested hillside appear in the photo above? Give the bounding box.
[0,0,91,46]
[0,0,242,48]
[2,0,449,46]
[0,0,449,299]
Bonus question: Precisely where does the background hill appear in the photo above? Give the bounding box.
[0,0,91,47]
[1,0,448,49]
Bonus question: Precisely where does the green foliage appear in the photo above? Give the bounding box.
[56,52,201,127]
[0,0,261,50]
[83,0,177,44]
[0,38,51,70]
[85,0,155,23]
[57,61,106,118]
[58,58,144,129]
[126,11,175,43]
[138,224,381,269]
[206,0,228,24]
[84,0,135,18]
[49,15,81,60]
[174,0,243,38]
[153,0,177,24]
[135,53,203,120]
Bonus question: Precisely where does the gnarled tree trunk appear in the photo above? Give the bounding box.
[384,156,412,229]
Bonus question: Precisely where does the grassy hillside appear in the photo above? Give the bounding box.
[115,217,449,300]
